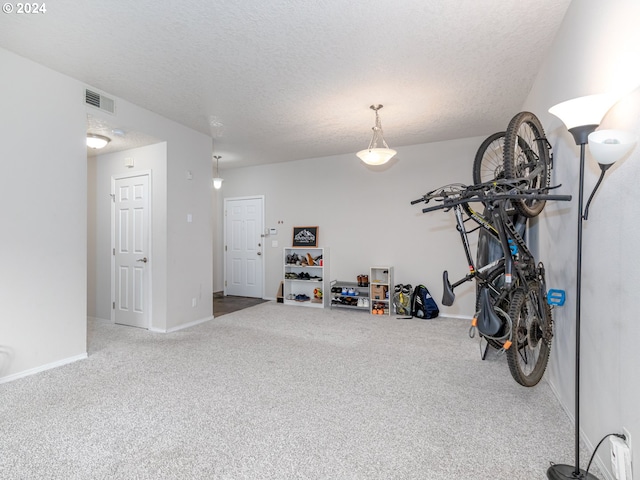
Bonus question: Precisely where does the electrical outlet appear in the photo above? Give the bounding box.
[611,435,633,480]
[624,427,632,458]
[624,427,633,480]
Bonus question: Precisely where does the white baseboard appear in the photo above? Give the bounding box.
[439,313,473,320]
[0,352,88,385]
[87,316,111,323]
[150,315,214,333]
[545,378,612,479]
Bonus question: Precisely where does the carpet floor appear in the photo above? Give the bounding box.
[0,302,599,479]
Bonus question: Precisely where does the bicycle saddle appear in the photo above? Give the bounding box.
[476,287,503,337]
[442,271,455,306]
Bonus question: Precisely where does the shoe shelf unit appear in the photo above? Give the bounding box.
[370,266,393,315]
[330,280,370,311]
[283,247,329,308]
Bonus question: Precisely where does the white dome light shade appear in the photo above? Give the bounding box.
[86,134,111,149]
[356,147,397,165]
[588,129,637,165]
[213,177,224,189]
[357,104,396,166]
[548,93,619,129]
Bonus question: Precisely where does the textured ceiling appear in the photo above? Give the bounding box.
[0,0,572,168]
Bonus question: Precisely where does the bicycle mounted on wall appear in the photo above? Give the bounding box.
[411,112,572,387]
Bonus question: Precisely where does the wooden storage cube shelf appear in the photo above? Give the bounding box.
[370,266,393,315]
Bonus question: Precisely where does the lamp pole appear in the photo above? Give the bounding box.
[547,93,637,480]
[547,124,599,480]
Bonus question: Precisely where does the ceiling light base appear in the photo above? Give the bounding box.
[86,134,111,149]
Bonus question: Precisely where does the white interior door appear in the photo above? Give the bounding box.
[113,174,150,328]
[224,196,264,298]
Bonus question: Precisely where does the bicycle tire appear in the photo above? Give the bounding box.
[503,112,551,217]
[505,282,552,387]
[473,132,506,184]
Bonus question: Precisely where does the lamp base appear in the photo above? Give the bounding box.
[547,464,600,479]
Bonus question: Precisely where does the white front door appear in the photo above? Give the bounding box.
[224,196,264,298]
[113,173,151,328]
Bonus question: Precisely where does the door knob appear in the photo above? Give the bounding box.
[136,257,148,263]
[257,252,262,256]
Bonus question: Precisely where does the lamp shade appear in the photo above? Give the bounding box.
[212,177,224,189]
[86,134,111,149]
[588,129,637,165]
[548,93,619,129]
[356,147,397,166]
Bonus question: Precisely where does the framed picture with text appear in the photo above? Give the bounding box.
[292,226,319,247]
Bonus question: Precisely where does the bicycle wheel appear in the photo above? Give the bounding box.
[473,132,506,184]
[503,112,551,217]
[506,282,552,387]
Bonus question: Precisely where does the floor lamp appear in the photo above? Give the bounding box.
[547,94,637,480]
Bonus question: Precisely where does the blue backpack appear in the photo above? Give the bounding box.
[411,284,439,319]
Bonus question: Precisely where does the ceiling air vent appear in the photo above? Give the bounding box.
[85,88,115,114]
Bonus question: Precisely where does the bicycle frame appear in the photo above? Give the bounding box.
[444,200,530,296]
[444,197,548,341]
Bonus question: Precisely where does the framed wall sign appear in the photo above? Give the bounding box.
[292,226,319,247]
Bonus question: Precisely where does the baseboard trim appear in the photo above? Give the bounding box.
[545,379,611,479]
[440,313,473,320]
[150,315,215,333]
[0,352,88,385]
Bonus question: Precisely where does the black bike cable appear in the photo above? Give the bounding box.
[585,432,626,476]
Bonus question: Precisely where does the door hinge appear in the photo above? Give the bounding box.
[113,248,115,255]
[112,301,115,309]
[225,245,227,251]
[109,193,115,202]
[225,280,227,287]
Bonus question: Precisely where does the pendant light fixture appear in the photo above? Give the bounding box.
[212,155,223,189]
[356,104,397,165]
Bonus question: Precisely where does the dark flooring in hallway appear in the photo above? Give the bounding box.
[212,291,267,317]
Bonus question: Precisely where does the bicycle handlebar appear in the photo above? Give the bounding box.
[420,193,572,213]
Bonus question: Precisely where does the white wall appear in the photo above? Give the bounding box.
[0,45,214,382]
[0,48,88,380]
[525,0,640,476]
[88,142,168,326]
[215,136,492,318]
[86,96,213,332]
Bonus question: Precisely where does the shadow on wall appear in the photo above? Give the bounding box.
[0,346,14,377]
